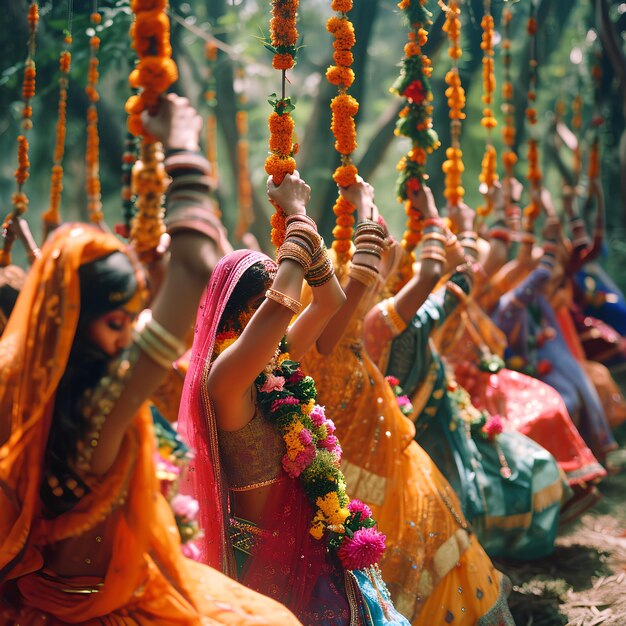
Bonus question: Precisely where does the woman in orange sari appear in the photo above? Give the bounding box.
[0,96,300,626]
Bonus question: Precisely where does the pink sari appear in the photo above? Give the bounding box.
[177,251,357,624]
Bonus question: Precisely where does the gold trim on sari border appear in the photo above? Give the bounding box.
[409,360,438,422]
[483,511,532,531]
[38,570,104,595]
[341,459,386,506]
[532,479,564,512]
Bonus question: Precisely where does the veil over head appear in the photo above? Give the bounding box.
[177,249,269,572]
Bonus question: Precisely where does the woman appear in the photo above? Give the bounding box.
[368,197,564,562]
[178,176,409,625]
[0,95,300,625]
[301,182,515,625]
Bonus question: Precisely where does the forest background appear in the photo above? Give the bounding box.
[1,0,626,288]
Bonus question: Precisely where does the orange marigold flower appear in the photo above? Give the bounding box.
[332,239,352,255]
[333,50,354,66]
[333,164,358,187]
[326,65,355,88]
[265,154,296,185]
[331,0,353,11]
[134,56,178,93]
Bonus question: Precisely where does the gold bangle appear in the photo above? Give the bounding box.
[277,241,312,272]
[422,232,447,244]
[349,263,379,288]
[384,297,407,333]
[265,288,303,315]
[354,245,382,259]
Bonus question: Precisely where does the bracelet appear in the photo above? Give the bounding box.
[350,263,379,288]
[134,313,186,370]
[265,288,303,315]
[421,232,447,244]
[458,230,477,240]
[285,213,317,228]
[419,252,446,263]
[382,297,407,334]
[277,240,312,272]
[354,245,382,259]
[355,219,386,240]
[285,223,321,254]
[488,228,510,243]
[354,233,385,246]
[422,217,444,229]
[305,242,335,287]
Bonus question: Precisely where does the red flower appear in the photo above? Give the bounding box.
[537,360,552,376]
[403,79,425,104]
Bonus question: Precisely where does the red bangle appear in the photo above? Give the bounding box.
[489,228,510,243]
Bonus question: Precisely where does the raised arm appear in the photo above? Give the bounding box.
[89,95,227,474]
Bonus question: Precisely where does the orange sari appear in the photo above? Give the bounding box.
[0,225,300,626]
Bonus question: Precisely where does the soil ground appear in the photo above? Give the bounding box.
[494,425,626,626]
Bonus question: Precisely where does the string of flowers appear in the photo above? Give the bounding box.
[588,49,603,183]
[255,344,386,569]
[85,8,104,226]
[392,0,440,253]
[500,5,516,184]
[126,0,177,261]
[327,0,359,263]
[235,64,255,239]
[205,42,220,192]
[477,0,498,217]
[42,12,73,237]
[264,0,300,248]
[1,1,39,267]
[385,376,414,417]
[524,4,542,221]
[441,0,466,213]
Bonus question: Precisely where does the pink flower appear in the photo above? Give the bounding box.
[271,396,300,413]
[337,527,386,571]
[348,499,372,520]
[319,434,339,451]
[260,373,286,393]
[282,446,316,478]
[182,541,202,561]
[310,405,326,427]
[171,494,200,521]
[482,414,504,440]
[299,428,313,446]
[397,395,411,408]
[385,375,400,387]
[324,418,336,435]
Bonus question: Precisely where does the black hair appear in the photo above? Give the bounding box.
[217,261,274,335]
[45,251,139,487]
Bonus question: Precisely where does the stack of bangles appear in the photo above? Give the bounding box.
[164,150,221,237]
[541,240,558,270]
[489,223,511,245]
[350,219,386,288]
[458,230,479,261]
[419,217,446,263]
[569,215,590,248]
[134,311,187,370]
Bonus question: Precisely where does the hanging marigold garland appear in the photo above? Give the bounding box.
[327,0,359,263]
[85,8,104,225]
[42,26,72,235]
[1,1,39,267]
[524,5,542,220]
[392,0,440,253]
[126,0,177,261]
[500,5,516,183]
[588,49,603,183]
[235,64,255,239]
[572,93,582,183]
[205,42,219,191]
[265,0,300,247]
[477,0,498,217]
[441,0,466,213]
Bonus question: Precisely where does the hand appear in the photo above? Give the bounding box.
[141,94,202,152]
[539,187,557,219]
[407,184,439,220]
[266,171,311,216]
[338,176,375,221]
[447,201,475,232]
[484,180,504,215]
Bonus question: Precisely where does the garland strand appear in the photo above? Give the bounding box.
[117,131,139,238]
[126,0,177,261]
[441,0,466,212]
[85,8,104,225]
[327,0,359,263]
[42,25,73,235]
[392,0,440,253]
[235,64,254,239]
[264,0,300,248]
[500,6,516,183]
[588,49,603,182]
[477,0,498,217]
[1,2,39,267]
[524,5,542,221]
[205,42,219,190]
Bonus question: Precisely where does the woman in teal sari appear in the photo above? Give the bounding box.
[364,204,565,561]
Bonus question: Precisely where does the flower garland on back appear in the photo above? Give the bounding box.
[392,0,440,254]
[441,0,466,213]
[215,334,386,570]
[524,5,542,221]
[265,0,300,247]
[126,0,176,261]
[477,0,498,217]
[42,18,72,237]
[1,2,39,267]
[85,8,104,226]
[327,0,359,263]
